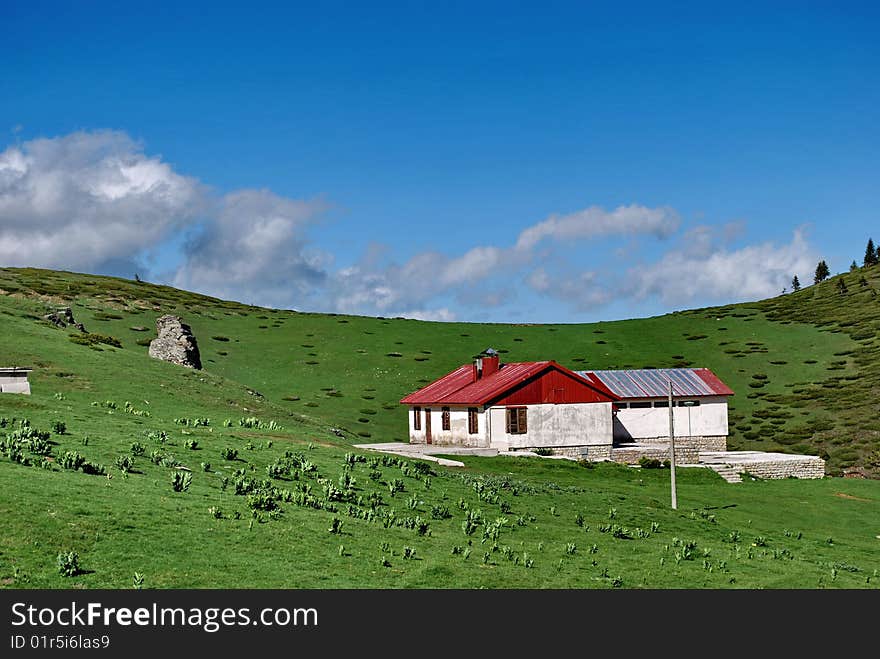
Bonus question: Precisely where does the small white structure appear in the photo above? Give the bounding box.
[578,368,733,451]
[0,367,33,395]
[401,353,618,459]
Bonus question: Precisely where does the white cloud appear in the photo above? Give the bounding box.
[515,204,680,251]
[0,131,203,271]
[321,204,680,317]
[624,227,814,304]
[439,246,505,286]
[391,308,457,322]
[525,268,611,311]
[3,129,806,322]
[172,189,330,308]
[526,267,551,292]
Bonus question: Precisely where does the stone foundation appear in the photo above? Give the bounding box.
[700,451,826,480]
[745,459,825,479]
[611,435,725,465]
[508,444,613,460]
[628,435,727,451]
[612,443,702,465]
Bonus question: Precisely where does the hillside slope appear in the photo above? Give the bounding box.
[0,266,878,589]
[1,266,873,474]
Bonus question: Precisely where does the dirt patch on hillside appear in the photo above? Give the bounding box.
[834,492,871,502]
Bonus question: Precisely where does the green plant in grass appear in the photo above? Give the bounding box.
[114,455,133,474]
[60,451,85,471]
[171,471,192,492]
[56,551,80,577]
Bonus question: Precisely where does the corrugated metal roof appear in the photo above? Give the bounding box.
[578,368,733,398]
[401,361,553,405]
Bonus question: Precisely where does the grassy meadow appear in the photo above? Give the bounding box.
[0,266,878,589]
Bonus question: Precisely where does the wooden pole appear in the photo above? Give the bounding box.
[668,379,677,510]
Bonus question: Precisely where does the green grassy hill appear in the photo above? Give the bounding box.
[1,266,878,589]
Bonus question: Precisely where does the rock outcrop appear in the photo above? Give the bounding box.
[44,307,86,332]
[148,315,202,369]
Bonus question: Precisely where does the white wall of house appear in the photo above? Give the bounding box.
[407,406,489,447]
[487,402,613,450]
[614,396,728,440]
[0,373,31,395]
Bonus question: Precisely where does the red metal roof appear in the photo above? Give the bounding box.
[579,367,733,398]
[692,368,735,396]
[400,361,617,406]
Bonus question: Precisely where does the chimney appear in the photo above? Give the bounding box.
[482,353,500,377]
[475,348,500,380]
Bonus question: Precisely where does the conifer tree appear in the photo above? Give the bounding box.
[814,260,830,284]
[865,238,878,267]
[791,275,801,292]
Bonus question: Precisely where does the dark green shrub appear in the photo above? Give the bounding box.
[82,461,106,475]
[248,490,279,511]
[411,461,432,476]
[171,471,192,492]
[130,442,145,456]
[56,551,80,577]
[221,448,238,461]
[115,455,134,473]
[638,456,664,469]
[69,333,122,348]
[60,451,85,471]
[94,312,123,321]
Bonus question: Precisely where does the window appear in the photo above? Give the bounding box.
[629,401,652,409]
[468,407,478,434]
[616,402,628,409]
[441,407,450,431]
[506,407,527,434]
[677,400,701,407]
[413,407,421,431]
[654,401,669,408]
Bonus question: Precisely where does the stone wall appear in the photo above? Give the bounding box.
[507,444,613,460]
[610,435,725,465]
[735,457,826,480]
[631,435,727,451]
[612,444,701,465]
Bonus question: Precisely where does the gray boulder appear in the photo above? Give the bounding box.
[148,315,202,369]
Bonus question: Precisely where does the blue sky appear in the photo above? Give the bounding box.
[1,2,878,322]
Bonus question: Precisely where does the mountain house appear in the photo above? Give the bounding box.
[400,352,733,460]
